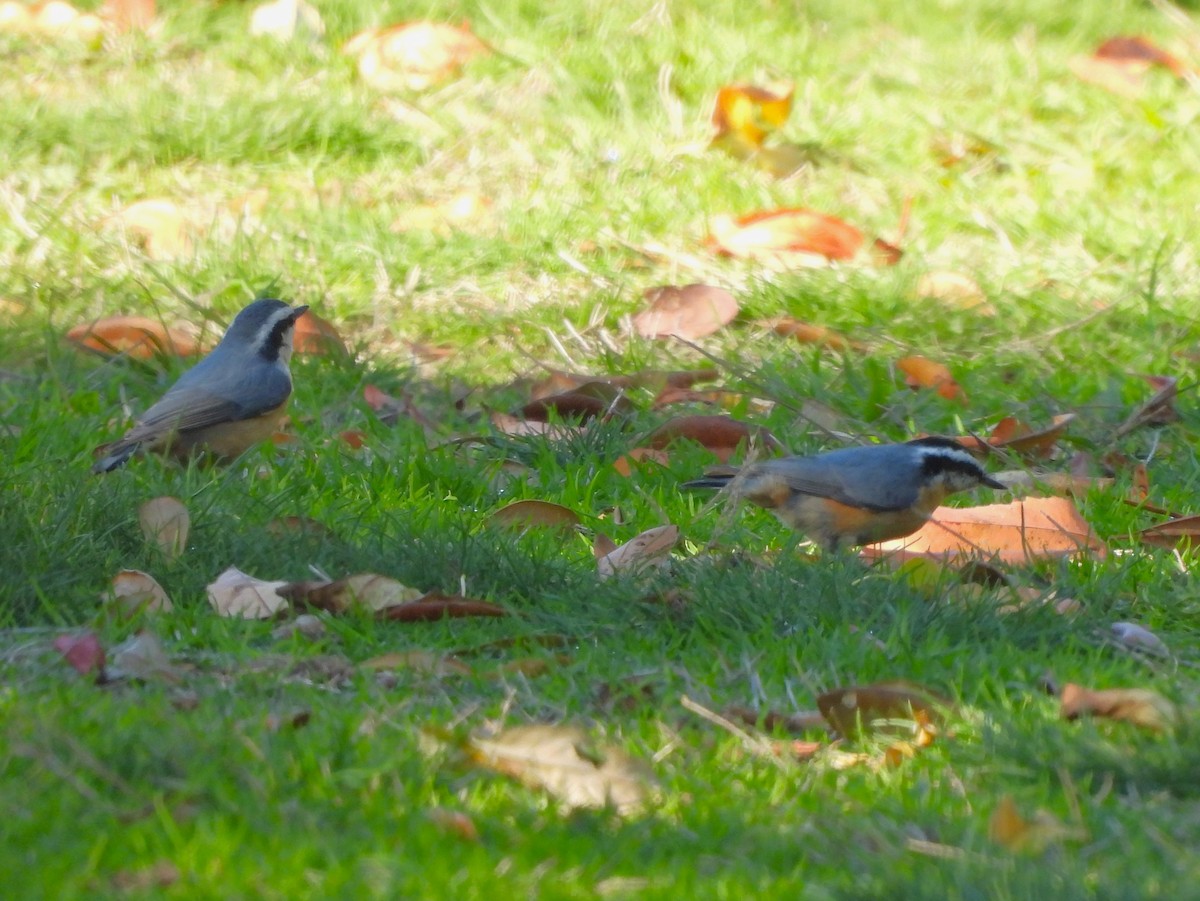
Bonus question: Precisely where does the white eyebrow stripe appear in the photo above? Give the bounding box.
[251,307,297,351]
[915,445,980,468]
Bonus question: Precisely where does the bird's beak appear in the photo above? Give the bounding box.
[983,475,1008,490]
[290,305,310,321]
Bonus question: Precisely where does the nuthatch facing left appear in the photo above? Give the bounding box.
[682,436,1006,551]
[92,299,308,473]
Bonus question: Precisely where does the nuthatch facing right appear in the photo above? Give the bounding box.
[92,299,308,473]
[682,436,1006,551]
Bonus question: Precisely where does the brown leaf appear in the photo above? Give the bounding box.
[1060,683,1178,732]
[104,569,174,618]
[292,309,346,355]
[284,573,424,614]
[103,199,196,260]
[53,632,106,678]
[709,208,864,265]
[863,496,1106,564]
[67,315,200,359]
[765,316,860,352]
[817,680,951,738]
[1069,55,1145,97]
[612,447,670,477]
[1115,375,1178,438]
[597,525,679,580]
[378,592,509,621]
[426,808,480,842]
[1139,513,1200,548]
[521,383,631,423]
[897,355,966,402]
[489,411,580,440]
[633,283,739,340]
[711,83,794,149]
[1094,35,1189,77]
[645,414,784,462]
[488,499,580,532]
[206,566,290,619]
[138,496,189,559]
[345,21,489,92]
[989,413,1075,458]
[989,795,1087,854]
[464,724,653,814]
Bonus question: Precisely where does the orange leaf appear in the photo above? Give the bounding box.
[293,309,345,355]
[645,414,784,463]
[897,355,966,402]
[708,208,864,264]
[1094,35,1189,77]
[488,499,580,532]
[67,315,200,359]
[711,82,794,149]
[817,681,950,738]
[988,413,1074,458]
[633,284,739,340]
[766,316,859,352]
[612,447,670,477]
[378,592,508,621]
[862,496,1106,564]
[1138,513,1200,548]
[597,524,679,580]
[521,383,631,423]
[1060,682,1177,732]
[345,21,489,92]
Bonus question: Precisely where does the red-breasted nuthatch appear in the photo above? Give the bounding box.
[92,299,308,473]
[683,436,1006,550]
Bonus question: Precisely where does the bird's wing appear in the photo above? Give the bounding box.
[121,367,291,443]
[757,454,921,511]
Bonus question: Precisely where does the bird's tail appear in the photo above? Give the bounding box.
[91,441,138,474]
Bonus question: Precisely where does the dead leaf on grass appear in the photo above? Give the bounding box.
[379,592,509,622]
[464,724,654,814]
[989,795,1087,854]
[863,496,1105,564]
[915,271,992,313]
[103,199,197,260]
[633,284,739,340]
[1115,375,1178,438]
[488,499,581,532]
[345,21,489,91]
[67,315,200,359]
[897,355,966,402]
[138,496,189,559]
[1060,682,1178,732]
[645,414,784,462]
[292,309,346,356]
[1137,513,1200,548]
[597,524,679,580]
[282,573,425,614]
[708,208,865,266]
[765,316,860,352]
[53,632,106,678]
[207,566,290,619]
[817,680,950,740]
[711,82,794,149]
[489,411,581,440]
[521,382,632,423]
[104,569,173,617]
[612,447,671,477]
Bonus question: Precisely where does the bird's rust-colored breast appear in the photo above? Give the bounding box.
[164,401,290,461]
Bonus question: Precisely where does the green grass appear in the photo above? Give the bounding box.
[3,0,1200,897]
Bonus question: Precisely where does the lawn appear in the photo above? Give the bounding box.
[2,0,1199,897]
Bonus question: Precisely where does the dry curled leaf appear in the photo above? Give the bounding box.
[1137,513,1200,548]
[1060,682,1178,732]
[612,447,670,477]
[897,355,966,402]
[863,496,1105,564]
[345,21,489,92]
[292,309,346,356]
[488,499,580,532]
[207,566,290,619]
[283,573,425,614]
[378,592,509,622]
[987,413,1075,458]
[105,569,173,618]
[138,496,189,559]
[597,525,679,580]
[634,284,738,340]
[463,724,654,814]
[67,316,200,359]
[817,680,950,739]
[765,316,859,352]
[708,208,864,265]
[645,415,784,462]
[711,82,794,149]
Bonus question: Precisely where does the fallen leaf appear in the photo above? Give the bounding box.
[521,382,632,423]
[67,315,200,359]
[915,271,991,312]
[100,0,154,31]
[207,566,290,619]
[1060,683,1177,732]
[106,631,180,683]
[345,21,489,92]
[612,447,670,477]
[489,411,580,440]
[817,680,950,739]
[138,496,189,559]
[464,724,653,814]
[104,569,174,617]
[711,82,794,149]
[1115,375,1178,438]
[427,808,480,842]
[53,632,106,678]
[989,795,1087,854]
[103,199,196,260]
[248,0,323,41]
[488,500,580,532]
[897,355,966,402]
[1094,35,1189,77]
[292,309,346,355]
[360,650,472,675]
[708,208,864,265]
[283,573,424,614]
[597,524,679,580]
[1111,622,1170,658]
[863,496,1105,564]
[378,592,509,621]
[987,413,1075,458]
[645,414,784,462]
[1069,55,1145,97]
[765,316,859,352]
[1138,513,1200,548]
[633,284,739,340]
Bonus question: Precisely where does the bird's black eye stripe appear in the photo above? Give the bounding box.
[258,314,296,361]
[920,453,984,480]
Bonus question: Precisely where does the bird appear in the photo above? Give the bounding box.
[682,436,1006,551]
[92,299,309,473]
